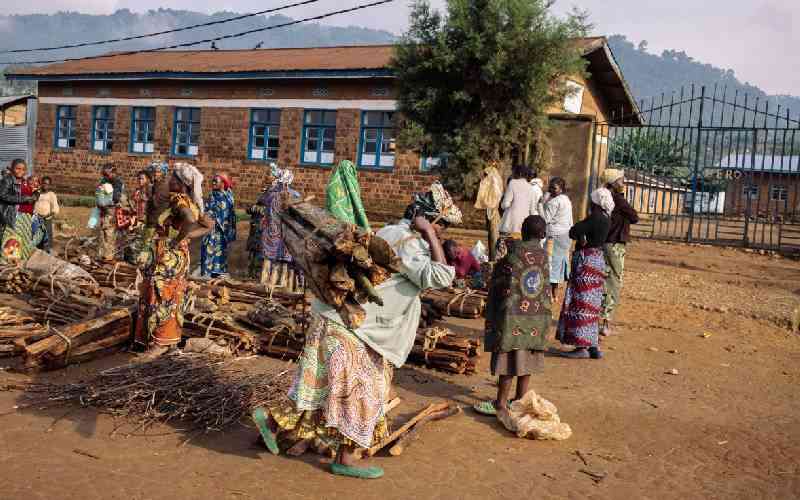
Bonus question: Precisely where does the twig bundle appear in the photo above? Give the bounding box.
[7,353,291,433]
[279,201,400,329]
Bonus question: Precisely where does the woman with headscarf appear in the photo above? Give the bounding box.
[541,177,573,301]
[133,162,211,358]
[555,188,613,360]
[252,181,458,480]
[497,163,539,259]
[259,163,302,291]
[200,172,237,278]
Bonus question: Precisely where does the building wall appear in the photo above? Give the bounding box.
[724,174,800,218]
[1,103,27,126]
[34,77,614,226]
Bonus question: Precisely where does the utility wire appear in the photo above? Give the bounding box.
[0,0,322,54]
[2,0,394,66]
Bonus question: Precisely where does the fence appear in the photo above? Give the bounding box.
[592,84,800,252]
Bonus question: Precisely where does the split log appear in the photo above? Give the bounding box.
[363,402,449,457]
[388,405,462,456]
[42,329,130,370]
[422,288,487,318]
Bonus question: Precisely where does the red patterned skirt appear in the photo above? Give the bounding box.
[556,247,606,348]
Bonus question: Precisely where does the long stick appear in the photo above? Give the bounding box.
[363,402,449,457]
[388,405,461,456]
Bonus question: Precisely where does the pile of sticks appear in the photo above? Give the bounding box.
[23,308,133,372]
[28,294,100,326]
[407,327,480,375]
[0,265,33,294]
[8,352,291,433]
[421,288,487,319]
[0,307,48,357]
[280,201,399,329]
[359,402,461,458]
[71,259,139,291]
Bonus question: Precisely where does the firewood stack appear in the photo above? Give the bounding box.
[407,326,480,375]
[240,300,306,360]
[0,307,49,357]
[0,265,33,294]
[70,258,139,291]
[23,307,133,372]
[421,288,487,319]
[279,201,400,329]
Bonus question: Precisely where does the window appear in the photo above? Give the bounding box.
[742,185,759,200]
[563,80,585,114]
[770,185,788,202]
[301,110,336,165]
[91,106,115,152]
[130,107,156,154]
[420,153,449,173]
[55,105,76,149]
[248,109,281,161]
[359,111,396,169]
[173,107,200,157]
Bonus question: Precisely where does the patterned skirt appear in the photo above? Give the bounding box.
[1,214,45,264]
[200,230,230,277]
[269,314,390,450]
[556,247,606,348]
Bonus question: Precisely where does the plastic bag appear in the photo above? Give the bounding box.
[474,166,504,210]
[87,207,100,229]
[470,241,488,263]
[24,250,94,281]
[496,390,573,441]
[95,183,114,208]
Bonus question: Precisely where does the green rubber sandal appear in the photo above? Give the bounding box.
[473,400,498,416]
[330,462,384,479]
[252,407,280,455]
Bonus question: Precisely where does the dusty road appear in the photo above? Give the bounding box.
[1,214,799,499]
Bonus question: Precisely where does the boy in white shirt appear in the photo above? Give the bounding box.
[33,176,59,253]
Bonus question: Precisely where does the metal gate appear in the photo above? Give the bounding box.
[591,85,800,252]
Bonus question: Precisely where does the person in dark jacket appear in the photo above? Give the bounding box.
[599,168,639,336]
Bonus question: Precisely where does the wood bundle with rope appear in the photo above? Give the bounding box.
[0,307,49,357]
[407,326,480,375]
[279,201,400,330]
[421,287,487,319]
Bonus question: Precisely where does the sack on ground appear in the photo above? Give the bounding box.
[497,390,572,441]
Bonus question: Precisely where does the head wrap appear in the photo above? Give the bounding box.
[591,187,615,216]
[408,181,462,226]
[602,168,624,186]
[148,161,169,177]
[215,172,234,191]
[530,178,544,189]
[173,162,205,213]
[270,162,294,187]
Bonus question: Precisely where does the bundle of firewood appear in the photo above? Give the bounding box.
[71,258,139,291]
[420,302,444,328]
[28,294,99,326]
[407,327,480,375]
[421,288,487,319]
[23,307,133,372]
[0,307,49,357]
[0,265,33,294]
[280,201,400,329]
[183,311,261,355]
[239,300,305,361]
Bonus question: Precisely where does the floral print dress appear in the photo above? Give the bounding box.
[200,189,237,277]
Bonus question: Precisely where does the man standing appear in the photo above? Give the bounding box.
[97,164,124,263]
[33,176,60,253]
[600,168,638,336]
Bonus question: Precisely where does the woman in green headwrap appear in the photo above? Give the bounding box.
[326,160,370,230]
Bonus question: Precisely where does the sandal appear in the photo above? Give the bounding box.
[252,407,280,455]
[473,400,514,416]
[330,462,384,479]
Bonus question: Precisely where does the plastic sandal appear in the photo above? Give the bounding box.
[559,348,590,359]
[473,400,498,416]
[330,462,384,479]
[252,407,280,455]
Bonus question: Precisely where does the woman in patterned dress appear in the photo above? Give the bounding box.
[259,163,302,290]
[252,182,459,479]
[556,188,613,360]
[134,163,211,358]
[200,172,237,277]
[0,160,42,264]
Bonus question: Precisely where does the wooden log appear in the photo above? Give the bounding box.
[24,308,132,364]
[42,329,130,370]
[388,405,461,456]
[363,402,449,457]
[45,323,131,360]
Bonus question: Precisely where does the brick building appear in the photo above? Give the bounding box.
[720,153,800,220]
[7,38,638,225]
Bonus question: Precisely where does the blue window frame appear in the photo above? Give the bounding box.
[248,108,281,161]
[54,105,76,149]
[172,107,201,157]
[91,106,115,152]
[301,110,336,165]
[130,107,156,154]
[358,111,396,169]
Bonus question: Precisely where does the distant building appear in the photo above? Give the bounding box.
[718,153,800,218]
[7,39,639,225]
[623,171,689,215]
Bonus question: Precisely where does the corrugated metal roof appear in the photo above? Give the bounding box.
[0,95,32,107]
[718,153,800,173]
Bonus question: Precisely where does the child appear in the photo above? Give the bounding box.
[246,192,267,280]
[474,215,551,419]
[443,239,482,289]
[33,176,60,253]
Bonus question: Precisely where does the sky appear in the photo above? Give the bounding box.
[1,0,798,96]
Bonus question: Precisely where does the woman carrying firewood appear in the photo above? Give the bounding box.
[252,181,460,479]
[259,163,302,290]
[133,163,211,358]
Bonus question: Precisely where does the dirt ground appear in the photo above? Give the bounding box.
[0,208,799,499]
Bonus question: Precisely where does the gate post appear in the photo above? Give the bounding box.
[743,130,757,247]
[686,86,706,242]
